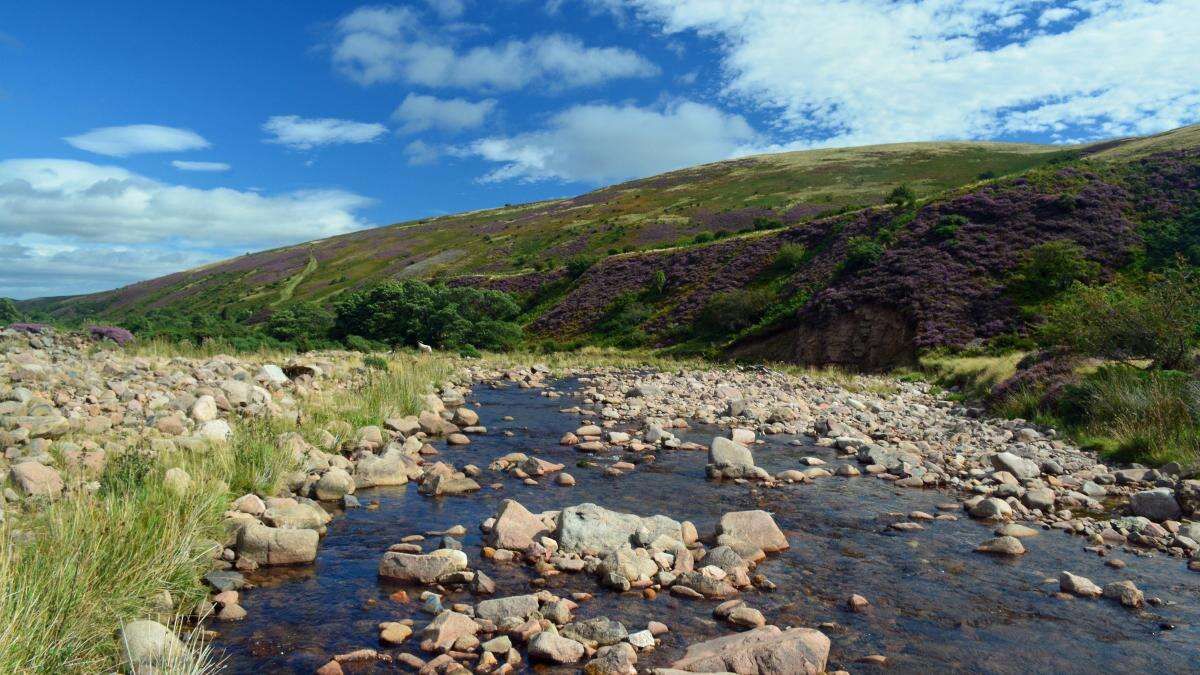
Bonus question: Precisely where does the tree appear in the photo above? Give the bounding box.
[0,298,22,324]
[1007,240,1100,302]
[266,302,334,344]
[1039,267,1200,370]
[886,185,917,209]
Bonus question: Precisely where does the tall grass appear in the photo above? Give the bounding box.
[1069,366,1200,465]
[0,350,454,672]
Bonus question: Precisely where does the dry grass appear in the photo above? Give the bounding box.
[918,352,1027,398]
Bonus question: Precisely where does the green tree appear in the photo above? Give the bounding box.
[886,185,917,209]
[1007,240,1100,302]
[1039,267,1200,370]
[0,298,22,324]
[266,302,334,344]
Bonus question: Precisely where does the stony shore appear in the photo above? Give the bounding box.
[3,329,1198,673]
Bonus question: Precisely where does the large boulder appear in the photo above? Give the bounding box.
[10,461,63,498]
[489,499,550,550]
[1129,487,1182,521]
[561,616,628,648]
[529,631,586,664]
[707,437,768,480]
[556,503,682,555]
[378,549,468,584]
[262,499,330,530]
[120,619,185,667]
[670,626,830,674]
[314,467,355,501]
[423,611,480,651]
[236,522,319,565]
[355,449,418,488]
[717,510,789,552]
[1177,479,1200,517]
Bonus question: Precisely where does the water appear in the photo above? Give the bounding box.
[213,379,1200,673]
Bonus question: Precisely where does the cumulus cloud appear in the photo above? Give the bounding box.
[332,6,658,90]
[263,115,388,150]
[612,0,1200,145]
[462,100,756,183]
[0,158,376,297]
[425,0,466,20]
[392,94,497,134]
[64,124,210,157]
[171,160,231,172]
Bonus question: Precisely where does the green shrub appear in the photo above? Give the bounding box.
[1140,208,1200,269]
[886,184,916,209]
[265,302,334,345]
[1007,240,1100,302]
[932,214,967,240]
[1039,268,1200,370]
[333,280,522,352]
[564,255,598,279]
[693,231,714,244]
[362,354,389,371]
[771,243,808,274]
[842,236,885,273]
[696,287,776,336]
[0,297,22,324]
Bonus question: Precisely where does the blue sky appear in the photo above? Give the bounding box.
[1,0,1197,298]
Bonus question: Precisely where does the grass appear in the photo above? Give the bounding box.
[0,348,455,673]
[917,351,1027,399]
[1068,366,1200,466]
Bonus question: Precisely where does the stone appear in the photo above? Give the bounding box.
[556,503,681,555]
[528,631,586,664]
[585,642,638,674]
[969,497,1012,520]
[236,522,318,565]
[995,523,1040,538]
[489,499,550,551]
[120,619,185,667]
[198,419,232,443]
[728,605,766,628]
[730,428,756,445]
[708,437,765,479]
[378,549,469,584]
[717,510,788,552]
[189,395,218,422]
[1059,571,1103,598]
[847,594,870,612]
[975,536,1026,556]
[670,625,830,675]
[1176,479,1200,516]
[628,629,656,649]
[561,616,628,648]
[10,461,63,498]
[423,610,480,651]
[380,621,413,645]
[990,452,1040,480]
[233,493,266,516]
[475,594,540,622]
[1130,488,1182,522]
[314,467,355,501]
[1103,580,1144,608]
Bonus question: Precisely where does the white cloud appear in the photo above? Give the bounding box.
[392,94,497,134]
[0,240,216,299]
[171,160,231,172]
[332,6,657,90]
[404,139,443,165]
[64,124,210,157]
[425,0,466,20]
[462,100,757,183]
[612,0,1200,145]
[263,115,388,150]
[0,158,372,248]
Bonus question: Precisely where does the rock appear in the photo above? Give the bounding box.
[419,472,480,496]
[670,625,830,674]
[356,450,416,488]
[1130,488,1182,521]
[585,642,638,674]
[423,610,480,650]
[258,364,288,385]
[562,616,629,648]
[233,493,266,516]
[995,523,1040,538]
[717,510,789,552]
[189,395,218,422]
[198,419,232,443]
[1103,580,1144,608]
[236,522,319,565]
[628,629,656,649]
[1022,488,1056,511]
[556,503,681,555]
[380,621,413,645]
[557,472,576,486]
[728,605,766,628]
[847,594,870,612]
[528,631,586,664]
[163,467,191,496]
[10,461,63,498]
[707,437,766,479]
[990,452,1040,480]
[1176,479,1200,516]
[969,497,1012,520]
[475,594,540,622]
[1059,571,1103,598]
[378,549,469,585]
[489,499,550,550]
[447,433,470,445]
[120,619,185,667]
[730,428,755,445]
[314,467,356,501]
[975,536,1025,556]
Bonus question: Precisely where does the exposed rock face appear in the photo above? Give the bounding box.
[733,305,917,372]
[377,549,468,584]
[670,625,830,674]
[556,503,682,555]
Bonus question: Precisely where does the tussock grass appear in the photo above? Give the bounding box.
[919,352,1027,398]
[0,351,453,672]
[126,337,290,361]
[1069,366,1200,466]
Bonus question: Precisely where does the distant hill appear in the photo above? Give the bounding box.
[22,123,1200,369]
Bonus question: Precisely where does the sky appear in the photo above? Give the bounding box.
[1,0,1197,299]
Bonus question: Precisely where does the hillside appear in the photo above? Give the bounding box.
[20,124,1200,369]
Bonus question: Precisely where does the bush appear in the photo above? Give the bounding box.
[266,302,334,345]
[0,298,21,324]
[886,185,916,209]
[842,236,885,273]
[362,354,389,371]
[771,243,808,274]
[1039,267,1200,370]
[595,292,654,347]
[333,280,522,352]
[564,255,598,279]
[1140,208,1200,269]
[695,287,776,336]
[1006,240,1100,302]
[932,214,967,240]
